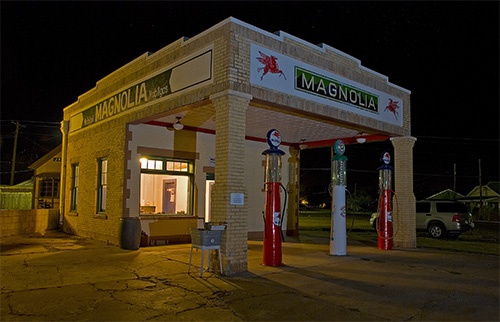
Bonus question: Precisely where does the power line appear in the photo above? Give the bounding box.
[416,135,499,143]
[301,167,498,179]
[0,169,33,175]
[1,120,60,126]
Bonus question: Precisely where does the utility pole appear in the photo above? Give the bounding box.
[453,163,456,192]
[10,121,21,185]
[478,159,482,215]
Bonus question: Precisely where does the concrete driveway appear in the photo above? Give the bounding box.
[1,232,498,321]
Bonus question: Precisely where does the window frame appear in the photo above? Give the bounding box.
[96,158,108,213]
[39,178,60,198]
[70,163,79,211]
[139,156,195,216]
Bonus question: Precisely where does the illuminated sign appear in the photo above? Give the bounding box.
[250,44,404,127]
[295,67,378,113]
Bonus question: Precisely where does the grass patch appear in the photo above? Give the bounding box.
[297,211,500,256]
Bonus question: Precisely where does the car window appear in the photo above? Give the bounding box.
[416,202,430,213]
[436,202,468,213]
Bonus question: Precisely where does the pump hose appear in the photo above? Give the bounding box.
[279,183,287,242]
[344,188,356,234]
[376,190,399,240]
[262,211,266,239]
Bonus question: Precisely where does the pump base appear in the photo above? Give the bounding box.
[261,263,285,267]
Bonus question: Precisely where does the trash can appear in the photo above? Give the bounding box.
[120,217,142,250]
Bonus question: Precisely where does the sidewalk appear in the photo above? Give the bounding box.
[1,231,499,321]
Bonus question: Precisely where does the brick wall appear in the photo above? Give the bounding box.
[0,209,59,237]
[63,121,126,245]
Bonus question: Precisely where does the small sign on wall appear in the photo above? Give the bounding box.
[230,193,244,205]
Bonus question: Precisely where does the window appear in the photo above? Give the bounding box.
[166,161,189,172]
[39,179,59,198]
[416,202,430,213]
[141,158,163,170]
[139,157,194,215]
[97,158,108,213]
[70,164,79,211]
[436,202,468,213]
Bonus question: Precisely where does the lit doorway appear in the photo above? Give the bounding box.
[205,179,215,222]
[162,179,176,214]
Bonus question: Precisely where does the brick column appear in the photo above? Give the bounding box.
[390,136,417,248]
[209,90,252,275]
[286,146,300,237]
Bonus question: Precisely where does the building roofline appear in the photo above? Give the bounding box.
[198,17,411,94]
[66,16,410,109]
[28,144,62,170]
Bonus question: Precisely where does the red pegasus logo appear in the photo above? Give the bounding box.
[385,99,400,120]
[256,51,287,81]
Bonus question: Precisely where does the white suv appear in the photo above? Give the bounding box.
[370,200,475,239]
[416,200,474,239]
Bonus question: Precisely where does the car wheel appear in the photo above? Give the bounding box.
[428,222,446,239]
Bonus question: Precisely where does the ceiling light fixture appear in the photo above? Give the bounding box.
[298,139,308,150]
[355,132,367,144]
[356,137,367,144]
[173,116,184,130]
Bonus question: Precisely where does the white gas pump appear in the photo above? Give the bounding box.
[330,140,347,256]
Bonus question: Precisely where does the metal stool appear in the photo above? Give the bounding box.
[188,244,222,277]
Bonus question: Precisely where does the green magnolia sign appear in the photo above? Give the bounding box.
[71,49,212,132]
[82,70,172,127]
[295,67,378,113]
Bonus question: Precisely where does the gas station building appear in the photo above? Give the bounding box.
[60,17,415,275]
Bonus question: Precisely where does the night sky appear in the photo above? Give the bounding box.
[1,1,498,199]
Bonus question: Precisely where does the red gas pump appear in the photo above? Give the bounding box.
[262,129,286,266]
[377,152,393,250]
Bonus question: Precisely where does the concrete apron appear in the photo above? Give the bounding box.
[1,232,498,321]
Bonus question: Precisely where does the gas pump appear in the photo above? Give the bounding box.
[262,129,286,266]
[377,152,393,250]
[330,140,348,256]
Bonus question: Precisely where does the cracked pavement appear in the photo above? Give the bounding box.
[1,232,499,321]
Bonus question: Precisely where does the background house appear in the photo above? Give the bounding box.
[424,184,499,221]
[461,181,500,220]
[0,146,62,237]
[425,189,465,201]
[28,145,62,210]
